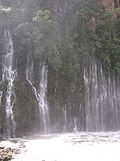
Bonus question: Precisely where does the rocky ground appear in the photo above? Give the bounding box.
[0,141,21,161]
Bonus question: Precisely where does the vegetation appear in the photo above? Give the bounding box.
[0,0,120,72]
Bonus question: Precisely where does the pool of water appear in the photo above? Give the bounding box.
[1,132,120,161]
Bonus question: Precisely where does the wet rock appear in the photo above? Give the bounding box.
[19,143,26,148]
[0,147,4,150]
[12,148,21,154]
[3,148,12,153]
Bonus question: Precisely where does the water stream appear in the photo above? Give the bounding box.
[84,56,120,131]
[38,64,49,133]
[26,57,49,133]
[3,29,16,138]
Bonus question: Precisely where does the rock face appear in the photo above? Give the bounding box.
[99,0,115,9]
[99,0,120,9]
[89,17,97,32]
[114,0,120,8]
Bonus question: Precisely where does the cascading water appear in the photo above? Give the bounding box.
[25,54,120,133]
[39,64,49,133]
[3,29,16,137]
[84,56,120,131]
[62,104,78,132]
[26,57,49,133]
[73,118,78,132]
[0,91,2,105]
[26,57,39,102]
[63,105,67,132]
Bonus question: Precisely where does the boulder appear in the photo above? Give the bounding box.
[12,148,21,154]
[0,150,12,161]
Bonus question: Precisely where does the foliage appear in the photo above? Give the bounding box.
[96,12,120,72]
[32,10,62,71]
[71,0,120,72]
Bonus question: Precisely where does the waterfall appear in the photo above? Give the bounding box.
[84,56,120,131]
[3,29,16,137]
[63,105,67,132]
[38,64,49,133]
[73,118,78,132]
[26,58,39,103]
[26,57,49,133]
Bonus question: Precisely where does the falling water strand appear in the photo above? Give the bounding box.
[26,59,40,102]
[0,79,3,105]
[0,91,3,105]
[26,58,49,133]
[39,64,49,133]
[3,29,16,137]
[63,105,67,132]
[84,56,120,131]
[73,118,78,132]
